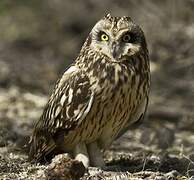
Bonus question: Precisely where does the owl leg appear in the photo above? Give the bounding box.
[87,141,105,167]
[73,142,89,168]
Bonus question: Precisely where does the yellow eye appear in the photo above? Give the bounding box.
[101,33,109,41]
[122,34,131,42]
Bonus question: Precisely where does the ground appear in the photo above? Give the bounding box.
[0,0,194,179]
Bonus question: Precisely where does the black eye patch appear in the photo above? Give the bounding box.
[122,32,136,43]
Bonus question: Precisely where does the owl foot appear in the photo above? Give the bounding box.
[74,142,89,168]
[73,141,105,168]
[87,141,105,167]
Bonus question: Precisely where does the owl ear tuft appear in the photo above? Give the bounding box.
[104,13,112,19]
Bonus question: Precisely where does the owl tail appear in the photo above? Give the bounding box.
[28,131,56,163]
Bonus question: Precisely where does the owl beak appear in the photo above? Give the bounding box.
[111,42,118,59]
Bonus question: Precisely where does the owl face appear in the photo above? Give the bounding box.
[89,14,147,62]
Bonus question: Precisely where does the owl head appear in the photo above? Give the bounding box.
[87,14,147,62]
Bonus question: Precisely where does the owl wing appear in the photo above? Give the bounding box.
[29,65,94,162]
[116,96,149,139]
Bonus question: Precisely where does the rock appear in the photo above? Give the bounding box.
[44,154,86,180]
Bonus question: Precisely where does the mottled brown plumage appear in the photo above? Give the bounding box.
[29,14,150,167]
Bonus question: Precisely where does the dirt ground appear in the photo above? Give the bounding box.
[0,1,194,179]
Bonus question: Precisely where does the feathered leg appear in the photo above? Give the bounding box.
[87,141,105,167]
[73,142,90,168]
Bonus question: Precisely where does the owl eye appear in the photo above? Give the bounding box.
[122,34,131,43]
[100,33,109,41]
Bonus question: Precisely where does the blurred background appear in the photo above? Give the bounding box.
[0,0,194,177]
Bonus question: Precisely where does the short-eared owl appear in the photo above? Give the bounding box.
[29,14,150,167]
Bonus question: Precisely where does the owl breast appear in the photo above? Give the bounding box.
[89,62,146,148]
[62,55,149,150]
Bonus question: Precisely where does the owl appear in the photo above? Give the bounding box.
[29,14,150,168]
